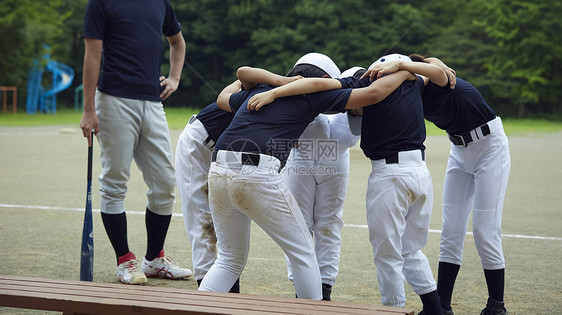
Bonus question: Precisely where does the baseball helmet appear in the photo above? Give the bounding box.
[340,66,366,78]
[294,52,341,79]
[368,53,412,70]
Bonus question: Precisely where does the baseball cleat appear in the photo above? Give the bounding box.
[117,257,147,285]
[480,297,507,315]
[141,250,192,279]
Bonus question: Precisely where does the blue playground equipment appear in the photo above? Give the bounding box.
[26,46,75,114]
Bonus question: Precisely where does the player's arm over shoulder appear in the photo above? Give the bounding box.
[247,78,343,111]
[236,66,303,90]
[345,70,415,109]
[216,80,243,112]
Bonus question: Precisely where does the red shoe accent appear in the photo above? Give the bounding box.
[118,252,136,265]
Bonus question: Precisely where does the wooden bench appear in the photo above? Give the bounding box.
[0,275,415,314]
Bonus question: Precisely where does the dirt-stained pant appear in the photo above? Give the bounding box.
[366,149,436,307]
[175,116,217,281]
[199,150,322,300]
[281,113,359,286]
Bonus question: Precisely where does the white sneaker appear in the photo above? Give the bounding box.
[117,258,147,285]
[141,251,192,279]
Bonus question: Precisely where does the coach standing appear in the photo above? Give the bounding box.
[79,0,192,284]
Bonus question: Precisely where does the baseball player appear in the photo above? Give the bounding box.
[174,81,240,292]
[80,0,192,284]
[175,73,301,291]
[281,66,363,301]
[198,53,412,299]
[408,55,511,315]
[248,54,448,314]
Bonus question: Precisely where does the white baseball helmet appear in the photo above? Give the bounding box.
[340,66,366,78]
[368,53,412,70]
[294,52,341,78]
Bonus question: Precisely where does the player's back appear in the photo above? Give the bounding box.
[422,78,496,134]
[215,84,351,165]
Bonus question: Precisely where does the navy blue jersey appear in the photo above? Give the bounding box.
[422,78,496,134]
[215,84,351,165]
[196,103,235,143]
[228,88,256,113]
[338,76,426,160]
[83,0,181,101]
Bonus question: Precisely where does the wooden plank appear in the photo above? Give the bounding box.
[0,277,414,315]
[0,276,414,314]
[0,276,414,315]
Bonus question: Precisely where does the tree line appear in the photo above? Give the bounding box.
[1,0,561,118]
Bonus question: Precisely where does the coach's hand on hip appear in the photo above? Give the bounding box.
[160,76,179,100]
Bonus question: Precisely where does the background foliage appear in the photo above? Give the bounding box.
[1,0,561,118]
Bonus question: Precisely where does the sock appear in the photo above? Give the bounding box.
[101,212,129,264]
[322,283,332,301]
[197,278,239,293]
[117,251,136,265]
[420,290,442,315]
[437,261,461,310]
[229,278,240,293]
[145,207,172,261]
[484,268,505,303]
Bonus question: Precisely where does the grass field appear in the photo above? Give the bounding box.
[2,107,562,134]
[1,112,561,314]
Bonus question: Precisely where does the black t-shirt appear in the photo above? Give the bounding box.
[83,0,181,101]
[196,102,234,143]
[422,78,496,134]
[338,76,427,160]
[215,84,351,165]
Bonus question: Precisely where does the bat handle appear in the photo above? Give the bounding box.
[87,132,93,181]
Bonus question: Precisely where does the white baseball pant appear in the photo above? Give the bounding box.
[366,149,436,307]
[440,116,511,270]
[199,150,322,300]
[95,90,175,215]
[175,116,216,281]
[282,151,349,286]
[282,113,358,286]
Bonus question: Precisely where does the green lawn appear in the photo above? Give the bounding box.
[0,107,199,130]
[1,108,562,135]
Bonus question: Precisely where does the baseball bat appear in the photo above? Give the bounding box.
[80,132,94,281]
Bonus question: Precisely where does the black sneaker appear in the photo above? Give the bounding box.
[480,297,507,315]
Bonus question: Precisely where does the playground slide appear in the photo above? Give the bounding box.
[25,63,44,114]
[43,61,74,98]
[40,61,75,113]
